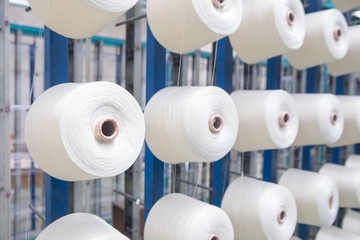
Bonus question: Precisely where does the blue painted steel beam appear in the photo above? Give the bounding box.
[144,24,166,221]
[29,44,36,230]
[308,0,321,12]
[263,56,281,183]
[301,146,314,171]
[116,53,120,85]
[331,76,347,165]
[44,27,69,226]
[357,80,360,154]
[211,37,232,207]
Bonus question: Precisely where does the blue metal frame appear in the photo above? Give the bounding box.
[357,80,360,154]
[44,27,69,226]
[263,56,282,183]
[331,76,347,165]
[116,53,121,85]
[144,24,166,221]
[29,44,36,230]
[211,37,232,207]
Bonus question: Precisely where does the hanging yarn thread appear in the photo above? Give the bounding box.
[221,177,297,240]
[342,210,360,236]
[28,0,138,38]
[279,168,339,227]
[230,0,306,64]
[319,163,360,208]
[231,90,299,152]
[36,213,129,240]
[144,86,238,164]
[25,82,145,181]
[147,0,243,53]
[327,25,360,77]
[286,9,349,69]
[345,154,360,169]
[315,226,360,240]
[144,193,234,240]
[328,96,360,147]
[292,94,344,146]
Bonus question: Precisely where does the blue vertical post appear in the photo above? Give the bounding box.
[144,24,166,221]
[29,44,36,230]
[302,59,318,172]
[211,38,232,207]
[116,53,121,85]
[44,27,69,226]
[356,80,360,154]
[263,56,281,183]
[331,76,347,164]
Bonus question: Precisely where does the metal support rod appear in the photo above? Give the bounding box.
[115,14,146,27]
[193,50,201,85]
[114,189,144,206]
[263,56,282,183]
[116,49,121,85]
[124,4,144,238]
[96,40,104,82]
[44,27,69,226]
[73,39,84,82]
[176,178,213,192]
[93,179,102,216]
[68,40,86,214]
[357,78,360,155]
[211,37,232,207]
[30,43,36,230]
[29,204,46,222]
[14,28,22,240]
[144,24,166,221]
[331,75,347,165]
[0,0,11,238]
[230,171,242,176]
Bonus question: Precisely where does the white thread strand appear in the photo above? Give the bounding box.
[328,96,360,147]
[144,86,238,164]
[319,163,360,208]
[28,0,137,38]
[342,210,360,235]
[231,90,299,152]
[230,0,306,64]
[286,9,349,70]
[327,25,360,77]
[292,94,344,146]
[144,193,234,240]
[25,82,145,181]
[36,213,129,240]
[278,168,339,227]
[221,177,297,240]
[345,154,360,169]
[147,0,243,54]
[315,226,360,240]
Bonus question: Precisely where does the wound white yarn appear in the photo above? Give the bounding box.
[25,82,145,181]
